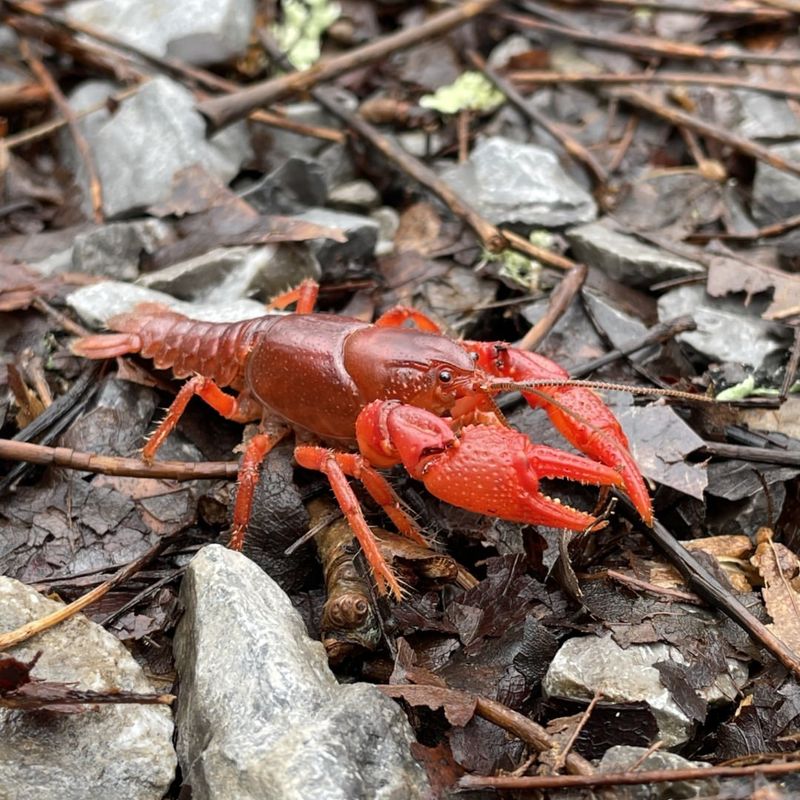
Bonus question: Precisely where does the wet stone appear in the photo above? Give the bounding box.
[0,577,176,800]
[567,219,705,288]
[752,140,800,224]
[173,545,430,800]
[657,284,790,370]
[328,180,381,213]
[441,137,597,226]
[67,280,267,328]
[137,244,320,303]
[599,746,717,799]
[65,76,251,218]
[66,0,254,65]
[543,634,747,747]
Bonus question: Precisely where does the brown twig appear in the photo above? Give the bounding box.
[467,50,608,184]
[517,263,588,351]
[611,87,800,179]
[0,81,49,111]
[18,38,104,222]
[503,11,800,66]
[571,315,697,378]
[473,694,596,776]
[6,2,346,146]
[604,569,704,605]
[555,0,790,18]
[0,533,176,649]
[0,438,239,480]
[198,0,503,130]
[691,212,800,243]
[553,691,603,772]
[460,759,800,791]
[509,69,800,102]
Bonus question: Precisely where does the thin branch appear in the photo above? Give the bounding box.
[19,38,104,222]
[509,69,800,102]
[504,11,800,66]
[0,534,175,649]
[460,759,800,791]
[198,0,504,130]
[0,438,239,480]
[466,50,608,184]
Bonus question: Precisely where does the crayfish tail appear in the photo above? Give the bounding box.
[70,332,142,358]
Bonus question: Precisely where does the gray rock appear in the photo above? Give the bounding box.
[32,220,171,280]
[733,90,800,142]
[395,130,446,159]
[66,0,254,65]
[66,76,251,218]
[243,155,328,215]
[328,180,381,212]
[0,577,175,800]
[753,141,800,223]
[371,206,400,256]
[174,545,429,800]
[442,137,597,226]
[542,634,747,747]
[487,34,533,70]
[292,207,379,267]
[66,280,268,328]
[657,284,789,369]
[568,219,705,288]
[137,244,320,303]
[599,746,716,799]
[72,220,172,280]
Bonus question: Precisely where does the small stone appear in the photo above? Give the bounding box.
[137,245,320,303]
[65,76,251,218]
[370,206,400,256]
[66,281,268,329]
[487,34,533,70]
[568,219,705,287]
[442,137,597,226]
[599,746,717,799]
[657,284,790,370]
[732,90,800,142]
[244,155,328,215]
[752,141,800,223]
[66,0,254,65]
[292,208,379,276]
[174,545,430,800]
[542,634,747,747]
[328,180,381,212]
[72,220,172,280]
[0,577,175,800]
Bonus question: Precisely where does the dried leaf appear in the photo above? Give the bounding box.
[379,684,477,727]
[751,528,800,655]
[707,254,800,321]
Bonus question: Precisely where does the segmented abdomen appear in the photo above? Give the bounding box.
[107,305,280,390]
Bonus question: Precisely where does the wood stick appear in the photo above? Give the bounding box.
[509,69,800,102]
[197,0,503,130]
[0,438,239,480]
[460,759,800,791]
[0,535,174,649]
[504,11,800,66]
[467,51,608,184]
[19,38,104,222]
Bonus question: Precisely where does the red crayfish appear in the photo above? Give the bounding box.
[72,280,652,599]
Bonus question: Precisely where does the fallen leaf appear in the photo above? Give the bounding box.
[379,684,477,727]
[752,527,800,655]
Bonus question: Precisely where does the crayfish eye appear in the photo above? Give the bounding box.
[438,370,452,384]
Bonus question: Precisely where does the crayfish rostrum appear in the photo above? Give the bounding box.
[72,279,652,599]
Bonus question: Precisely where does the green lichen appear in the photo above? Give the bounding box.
[481,244,541,292]
[273,0,341,70]
[419,72,504,115]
